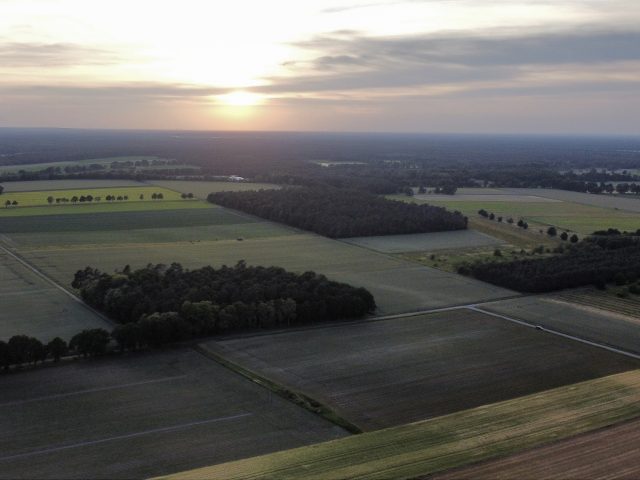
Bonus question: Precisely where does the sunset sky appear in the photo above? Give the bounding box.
[1,0,639,134]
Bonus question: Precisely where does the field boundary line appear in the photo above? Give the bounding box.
[0,242,114,327]
[469,305,640,361]
[0,374,190,408]
[0,413,253,462]
[193,344,362,434]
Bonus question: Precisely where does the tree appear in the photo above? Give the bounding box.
[560,232,568,241]
[70,329,111,357]
[418,186,426,194]
[151,193,158,200]
[489,213,495,220]
[0,341,10,370]
[4,200,10,208]
[570,234,579,243]
[181,193,188,199]
[547,226,557,237]
[157,193,164,199]
[47,196,54,204]
[47,337,68,362]
[11,200,17,206]
[0,184,3,195]
[112,323,143,352]
[139,194,144,200]
[71,196,78,203]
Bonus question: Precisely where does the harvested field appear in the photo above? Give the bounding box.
[149,180,279,199]
[435,418,640,480]
[502,188,640,213]
[16,234,514,315]
[0,349,347,480]
[202,309,638,431]
[0,207,242,233]
[0,249,110,341]
[1,179,144,192]
[342,230,503,253]
[552,287,640,320]
[481,296,640,354]
[161,369,640,480]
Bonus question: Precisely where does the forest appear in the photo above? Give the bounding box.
[72,262,376,340]
[461,235,640,292]
[208,186,467,237]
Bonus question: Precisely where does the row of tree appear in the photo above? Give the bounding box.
[73,261,376,326]
[461,234,640,292]
[0,332,110,371]
[478,209,529,229]
[208,186,467,238]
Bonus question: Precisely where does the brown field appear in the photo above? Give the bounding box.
[435,418,640,480]
[160,370,640,480]
[552,287,640,320]
[203,308,639,431]
[0,348,347,479]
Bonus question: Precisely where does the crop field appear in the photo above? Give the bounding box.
[0,186,185,209]
[0,200,211,218]
[403,196,640,235]
[342,230,503,253]
[500,188,640,213]
[415,193,560,203]
[149,180,279,199]
[437,417,640,480]
[202,309,638,431]
[481,296,640,354]
[0,155,172,174]
[0,207,251,234]
[552,287,640,320]
[162,369,640,480]
[15,234,514,315]
[0,349,347,480]
[1,179,145,192]
[0,249,110,341]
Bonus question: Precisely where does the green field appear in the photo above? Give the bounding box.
[0,186,186,209]
[161,369,640,480]
[149,180,279,199]
[0,349,347,479]
[0,250,110,341]
[15,233,513,315]
[2,179,145,192]
[342,229,503,253]
[0,156,199,175]
[398,196,640,235]
[480,296,640,354]
[204,309,637,431]
[0,207,249,233]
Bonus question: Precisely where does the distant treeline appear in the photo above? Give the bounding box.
[72,262,375,348]
[461,234,640,292]
[208,186,468,238]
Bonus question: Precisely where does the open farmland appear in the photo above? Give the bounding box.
[201,309,638,431]
[500,187,640,213]
[0,248,110,341]
[1,179,145,192]
[436,418,640,480]
[480,296,640,354]
[0,186,185,209]
[160,369,640,480]
[14,233,514,315]
[400,195,640,235]
[0,349,347,479]
[0,155,177,174]
[342,230,503,253]
[149,180,279,199]
[552,287,640,320]
[0,207,253,234]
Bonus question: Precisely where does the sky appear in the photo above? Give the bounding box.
[1,0,639,134]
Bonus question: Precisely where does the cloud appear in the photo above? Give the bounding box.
[1,83,229,98]
[0,41,121,67]
[256,27,640,96]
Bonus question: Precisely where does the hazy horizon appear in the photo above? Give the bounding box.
[2,0,639,134]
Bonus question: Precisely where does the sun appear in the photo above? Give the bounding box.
[220,91,264,107]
